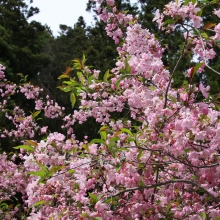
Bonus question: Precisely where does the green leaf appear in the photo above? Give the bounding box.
[88,75,94,84]
[99,126,108,141]
[116,163,122,172]
[193,62,204,76]
[77,72,85,85]
[32,110,41,119]
[25,140,38,147]
[168,95,177,103]
[0,201,9,209]
[103,69,110,82]
[72,60,82,70]
[50,165,65,173]
[35,161,48,171]
[163,19,175,26]
[197,9,203,17]
[137,150,143,161]
[82,144,90,153]
[109,137,120,143]
[67,169,75,174]
[138,181,145,187]
[183,0,190,5]
[200,212,206,220]
[57,74,70,80]
[81,213,89,218]
[124,57,131,73]
[115,75,124,91]
[200,31,208,39]
[58,86,71,92]
[33,200,47,207]
[120,128,133,136]
[166,202,171,212]
[15,117,24,121]
[159,133,166,138]
[90,139,106,145]
[70,92,76,108]
[99,125,108,131]
[89,193,98,204]
[28,170,45,177]
[13,145,35,152]
[182,80,189,87]
[82,54,87,64]
[149,85,156,91]
[62,81,78,86]
[100,131,107,141]
[184,148,192,153]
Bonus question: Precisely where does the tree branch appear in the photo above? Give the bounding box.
[110,179,220,203]
[164,30,189,108]
[166,152,219,169]
[195,28,220,76]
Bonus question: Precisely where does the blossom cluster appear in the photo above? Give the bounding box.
[19,83,43,99]
[0,0,220,219]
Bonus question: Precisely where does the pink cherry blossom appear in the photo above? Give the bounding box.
[1,0,220,219]
[199,83,210,98]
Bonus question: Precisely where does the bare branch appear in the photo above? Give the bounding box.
[164,30,189,108]
[166,152,219,169]
[124,146,163,152]
[110,179,220,203]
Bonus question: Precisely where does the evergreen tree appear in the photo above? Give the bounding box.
[51,17,90,80]
[0,0,52,80]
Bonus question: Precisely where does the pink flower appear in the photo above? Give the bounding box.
[95,201,108,212]
[180,92,188,101]
[191,15,202,28]
[199,83,210,98]
[213,9,220,18]
[40,126,48,134]
[89,144,98,155]
[213,23,220,40]
[153,9,164,29]
[106,0,115,6]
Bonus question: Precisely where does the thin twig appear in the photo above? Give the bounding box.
[151,165,160,203]
[195,28,220,76]
[164,30,189,108]
[110,179,220,203]
[189,142,209,149]
[166,152,219,169]
[124,146,163,152]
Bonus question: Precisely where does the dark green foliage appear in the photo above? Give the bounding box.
[51,17,90,80]
[86,21,118,75]
[0,0,52,81]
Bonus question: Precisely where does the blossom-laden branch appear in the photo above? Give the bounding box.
[110,179,220,203]
[0,0,220,219]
